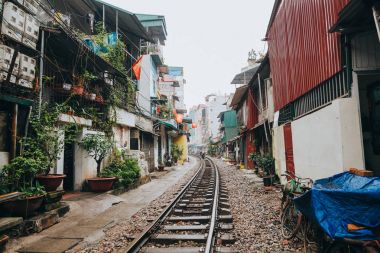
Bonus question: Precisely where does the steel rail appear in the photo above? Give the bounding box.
[122,157,206,253]
[204,158,220,253]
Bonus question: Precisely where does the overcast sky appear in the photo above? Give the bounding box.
[106,0,275,108]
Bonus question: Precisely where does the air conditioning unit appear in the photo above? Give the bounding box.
[1,2,26,43]
[0,71,17,83]
[16,0,39,15]
[0,45,20,75]
[22,14,39,49]
[19,53,36,81]
[17,78,33,88]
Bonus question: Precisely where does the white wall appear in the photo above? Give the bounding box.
[290,98,364,180]
[74,129,102,190]
[272,125,287,184]
[0,152,9,169]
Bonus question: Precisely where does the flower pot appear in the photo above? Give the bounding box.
[158,165,165,171]
[0,195,44,217]
[89,93,96,100]
[71,85,84,95]
[36,174,66,192]
[87,177,116,192]
[95,95,104,103]
[263,175,274,187]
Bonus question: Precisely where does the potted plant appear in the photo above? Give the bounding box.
[80,133,115,192]
[249,152,260,174]
[171,144,183,164]
[72,70,97,95]
[157,157,165,171]
[0,157,46,217]
[28,104,77,192]
[101,158,140,190]
[261,155,275,187]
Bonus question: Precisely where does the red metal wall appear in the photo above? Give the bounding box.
[268,0,350,111]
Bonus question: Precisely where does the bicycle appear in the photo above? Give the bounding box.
[280,171,313,240]
[280,172,380,253]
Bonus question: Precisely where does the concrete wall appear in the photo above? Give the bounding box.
[273,97,365,182]
[73,129,103,190]
[0,151,9,169]
[272,124,287,184]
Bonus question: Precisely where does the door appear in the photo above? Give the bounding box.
[63,141,75,191]
[283,123,295,178]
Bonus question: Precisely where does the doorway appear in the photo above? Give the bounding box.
[283,123,295,178]
[358,74,380,176]
[63,140,75,191]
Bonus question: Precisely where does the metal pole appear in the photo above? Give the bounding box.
[11,104,18,160]
[102,4,105,30]
[38,30,45,119]
[258,73,269,142]
[116,10,119,38]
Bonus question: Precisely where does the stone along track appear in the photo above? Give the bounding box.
[122,158,235,253]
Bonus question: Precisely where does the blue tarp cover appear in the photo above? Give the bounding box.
[294,172,380,240]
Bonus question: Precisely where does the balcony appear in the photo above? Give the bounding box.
[141,43,163,66]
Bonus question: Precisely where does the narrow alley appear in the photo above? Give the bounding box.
[1,0,380,253]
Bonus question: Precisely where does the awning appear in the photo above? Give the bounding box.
[0,94,34,106]
[231,66,259,85]
[329,0,377,34]
[158,120,179,131]
[135,116,154,134]
[229,85,249,108]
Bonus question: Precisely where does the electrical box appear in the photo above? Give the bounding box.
[0,45,20,75]
[17,78,33,88]
[22,14,39,49]
[1,2,26,43]
[0,71,17,83]
[19,53,36,81]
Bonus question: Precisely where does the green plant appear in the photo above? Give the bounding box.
[24,103,78,175]
[261,155,275,176]
[80,133,114,177]
[101,158,140,188]
[0,157,46,196]
[171,144,183,163]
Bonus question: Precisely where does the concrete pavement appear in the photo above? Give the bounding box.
[6,157,199,253]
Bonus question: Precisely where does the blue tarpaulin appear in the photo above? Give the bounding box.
[294,172,380,240]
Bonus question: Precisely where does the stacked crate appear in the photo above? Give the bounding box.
[0,0,39,88]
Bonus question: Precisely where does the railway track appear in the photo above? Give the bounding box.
[122,157,235,253]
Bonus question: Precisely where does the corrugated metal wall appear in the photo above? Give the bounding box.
[268,0,350,111]
[352,31,380,71]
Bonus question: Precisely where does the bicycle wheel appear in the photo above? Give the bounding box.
[281,199,302,239]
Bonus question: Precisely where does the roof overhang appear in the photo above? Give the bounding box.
[51,0,152,42]
[230,66,260,85]
[136,14,168,45]
[329,0,378,34]
[229,85,249,109]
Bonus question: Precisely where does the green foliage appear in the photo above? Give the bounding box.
[93,22,127,74]
[171,144,183,163]
[101,158,140,189]
[0,157,46,196]
[207,144,218,157]
[25,103,78,175]
[249,152,274,176]
[80,133,113,177]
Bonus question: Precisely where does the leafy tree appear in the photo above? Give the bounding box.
[80,133,113,177]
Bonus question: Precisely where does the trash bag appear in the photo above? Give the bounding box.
[294,172,380,240]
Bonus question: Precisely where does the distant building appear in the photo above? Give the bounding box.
[205,94,228,139]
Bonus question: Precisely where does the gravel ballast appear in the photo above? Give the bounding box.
[214,159,302,253]
[72,160,201,253]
